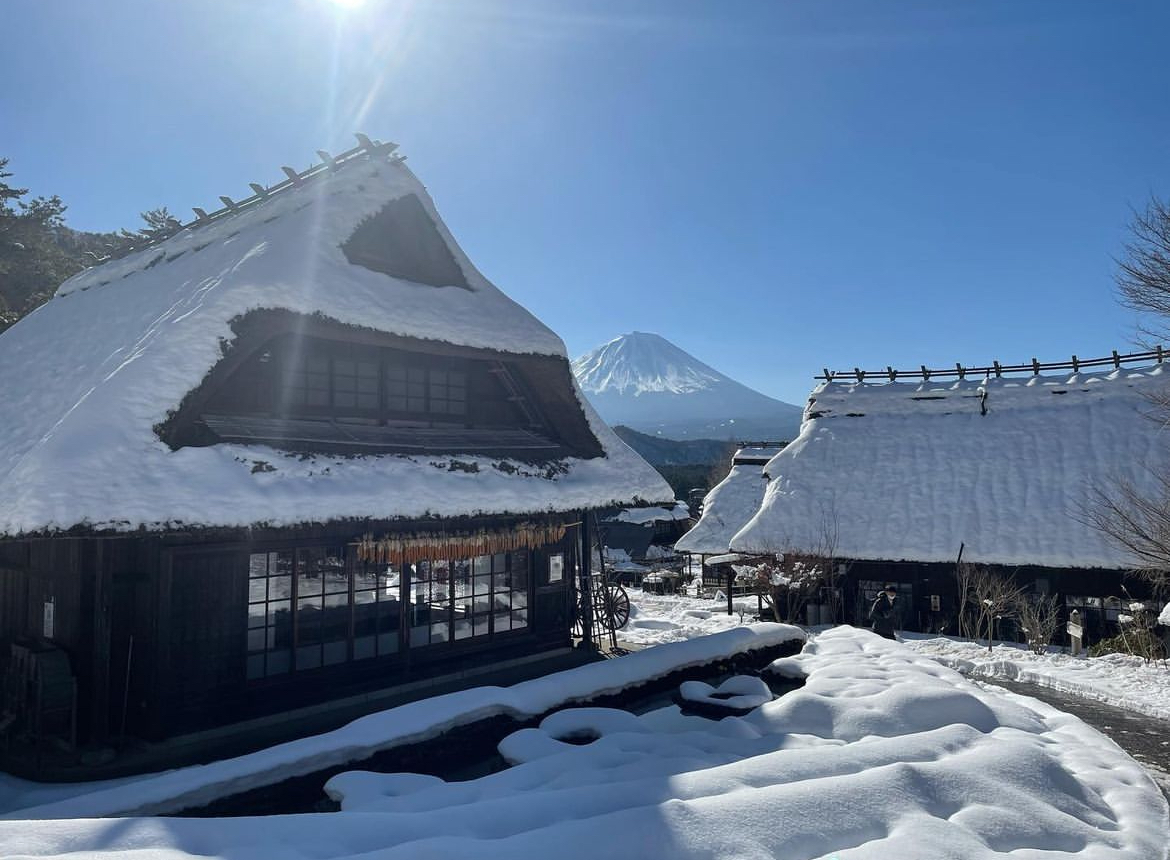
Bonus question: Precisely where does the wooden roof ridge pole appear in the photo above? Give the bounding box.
[812,348,1170,382]
[88,132,402,266]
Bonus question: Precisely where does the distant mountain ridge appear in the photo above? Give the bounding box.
[611,425,734,467]
[573,332,803,441]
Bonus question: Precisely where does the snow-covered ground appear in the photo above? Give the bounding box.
[620,591,759,646]
[625,594,1170,724]
[2,626,1165,859]
[902,633,1170,722]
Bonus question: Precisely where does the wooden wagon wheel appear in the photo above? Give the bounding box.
[599,582,631,631]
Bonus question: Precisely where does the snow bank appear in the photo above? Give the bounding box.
[4,623,801,820]
[733,367,1170,568]
[0,153,671,536]
[903,633,1170,721]
[7,628,1163,859]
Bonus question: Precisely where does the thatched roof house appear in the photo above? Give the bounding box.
[675,446,783,558]
[0,139,670,773]
[729,360,1169,632]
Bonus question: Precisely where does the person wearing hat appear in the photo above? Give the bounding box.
[869,584,899,639]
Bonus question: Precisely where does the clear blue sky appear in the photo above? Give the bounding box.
[4,0,1167,404]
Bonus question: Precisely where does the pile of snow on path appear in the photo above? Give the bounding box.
[2,623,801,820]
[903,634,1170,721]
[9,628,1162,859]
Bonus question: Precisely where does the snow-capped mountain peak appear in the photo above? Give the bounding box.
[572,332,724,396]
[572,333,804,442]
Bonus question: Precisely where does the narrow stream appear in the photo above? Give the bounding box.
[177,643,803,818]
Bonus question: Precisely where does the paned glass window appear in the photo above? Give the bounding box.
[428,369,467,416]
[386,366,427,413]
[352,558,401,660]
[292,547,350,670]
[246,551,294,679]
[286,354,330,408]
[247,542,532,681]
[410,560,451,646]
[333,358,380,411]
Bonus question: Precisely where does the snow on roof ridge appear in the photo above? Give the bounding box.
[818,347,1167,384]
[807,361,1167,421]
[56,135,407,299]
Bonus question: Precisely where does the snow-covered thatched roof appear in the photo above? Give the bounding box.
[674,445,784,556]
[0,147,671,537]
[731,366,1170,569]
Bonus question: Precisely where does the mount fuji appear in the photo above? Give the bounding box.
[572,332,804,441]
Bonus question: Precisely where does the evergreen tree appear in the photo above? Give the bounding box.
[118,206,181,244]
[0,158,107,332]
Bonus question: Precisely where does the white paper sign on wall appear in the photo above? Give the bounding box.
[43,598,55,639]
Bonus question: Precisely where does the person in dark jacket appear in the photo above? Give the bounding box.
[869,585,899,639]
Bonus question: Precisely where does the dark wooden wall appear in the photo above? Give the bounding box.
[839,559,1151,637]
[2,517,579,747]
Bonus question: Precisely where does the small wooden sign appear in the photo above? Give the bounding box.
[42,598,55,639]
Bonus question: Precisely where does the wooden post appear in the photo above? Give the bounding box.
[920,365,930,381]
[151,548,173,739]
[1112,350,1121,369]
[726,569,734,616]
[90,539,112,742]
[1031,358,1040,375]
[993,361,1002,378]
[579,513,595,649]
[1071,354,1080,372]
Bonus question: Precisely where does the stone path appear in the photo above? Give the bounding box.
[983,678,1170,800]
